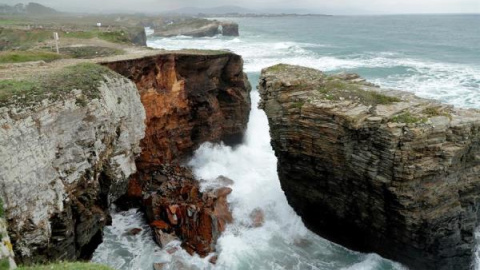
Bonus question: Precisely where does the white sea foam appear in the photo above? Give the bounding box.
[148,35,480,108]
[93,26,478,270]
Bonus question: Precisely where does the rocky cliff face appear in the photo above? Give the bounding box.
[103,51,251,257]
[259,64,480,270]
[103,52,251,169]
[0,200,16,269]
[0,70,146,264]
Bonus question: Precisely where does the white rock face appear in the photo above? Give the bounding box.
[0,75,145,262]
[0,216,16,269]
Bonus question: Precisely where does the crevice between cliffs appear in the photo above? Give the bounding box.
[0,51,251,267]
[101,52,252,259]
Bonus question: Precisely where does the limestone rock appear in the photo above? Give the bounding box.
[0,213,16,269]
[259,64,480,270]
[0,74,146,264]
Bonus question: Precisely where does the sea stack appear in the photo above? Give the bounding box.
[259,64,480,270]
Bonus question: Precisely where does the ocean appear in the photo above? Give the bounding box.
[92,15,480,270]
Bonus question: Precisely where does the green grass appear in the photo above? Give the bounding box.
[59,46,124,59]
[0,28,53,50]
[17,262,114,270]
[0,28,133,51]
[0,19,22,25]
[422,106,451,118]
[316,79,401,106]
[0,50,65,64]
[0,258,9,270]
[391,112,427,124]
[0,63,118,107]
[265,64,290,73]
[289,101,305,109]
[63,30,130,44]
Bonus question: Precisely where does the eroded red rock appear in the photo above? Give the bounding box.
[143,164,233,257]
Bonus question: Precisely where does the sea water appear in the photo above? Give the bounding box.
[92,15,480,270]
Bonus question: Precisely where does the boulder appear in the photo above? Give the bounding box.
[143,165,233,257]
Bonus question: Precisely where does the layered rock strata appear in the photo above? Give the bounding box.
[0,70,146,264]
[259,64,480,270]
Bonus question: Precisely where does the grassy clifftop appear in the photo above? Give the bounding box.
[0,63,119,107]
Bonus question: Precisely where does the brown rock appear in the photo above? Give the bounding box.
[250,208,265,228]
[209,255,218,264]
[153,229,178,248]
[153,262,166,270]
[141,165,233,257]
[103,52,251,169]
[151,220,170,231]
[127,228,142,236]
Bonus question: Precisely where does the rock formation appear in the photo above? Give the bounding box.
[220,22,239,36]
[259,64,480,270]
[0,199,16,269]
[102,51,251,169]
[0,66,146,264]
[142,165,232,256]
[0,50,250,265]
[103,51,251,257]
[153,19,240,37]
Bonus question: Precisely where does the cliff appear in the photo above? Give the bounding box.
[103,51,251,257]
[0,50,250,265]
[259,64,480,270]
[102,51,251,169]
[0,63,146,264]
[0,199,16,269]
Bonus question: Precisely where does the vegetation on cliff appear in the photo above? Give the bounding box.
[259,64,480,270]
[0,63,120,106]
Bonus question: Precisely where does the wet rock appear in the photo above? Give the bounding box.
[215,176,235,186]
[250,208,265,228]
[143,165,233,257]
[153,229,178,248]
[126,228,142,236]
[209,254,218,264]
[259,64,480,270]
[153,262,166,270]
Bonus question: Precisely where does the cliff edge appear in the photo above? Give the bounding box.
[259,64,480,270]
[0,63,146,264]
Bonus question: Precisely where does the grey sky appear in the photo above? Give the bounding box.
[2,0,479,15]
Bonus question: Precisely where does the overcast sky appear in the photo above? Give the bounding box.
[2,0,480,15]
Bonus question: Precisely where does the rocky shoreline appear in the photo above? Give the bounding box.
[259,64,480,270]
[0,50,250,267]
